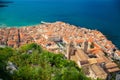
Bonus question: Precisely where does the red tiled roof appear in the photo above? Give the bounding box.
[74,39,84,43]
[117,51,120,56]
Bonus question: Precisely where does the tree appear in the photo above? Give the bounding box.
[0,43,94,80]
[0,47,14,80]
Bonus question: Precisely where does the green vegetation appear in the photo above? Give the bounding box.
[0,47,14,80]
[0,43,93,80]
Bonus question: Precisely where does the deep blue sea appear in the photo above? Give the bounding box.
[0,0,120,48]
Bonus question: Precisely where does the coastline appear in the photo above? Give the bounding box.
[0,21,118,48]
[0,21,117,51]
[0,21,120,79]
[0,21,56,28]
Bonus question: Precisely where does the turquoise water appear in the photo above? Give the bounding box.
[0,0,120,48]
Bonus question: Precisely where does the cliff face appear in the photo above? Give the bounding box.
[0,21,120,79]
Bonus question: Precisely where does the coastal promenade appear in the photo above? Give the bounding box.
[0,21,120,79]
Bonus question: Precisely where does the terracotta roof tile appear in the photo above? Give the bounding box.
[96,58,105,63]
[107,68,120,73]
[74,39,84,43]
[105,63,118,69]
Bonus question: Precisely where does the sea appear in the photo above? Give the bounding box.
[0,0,120,48]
